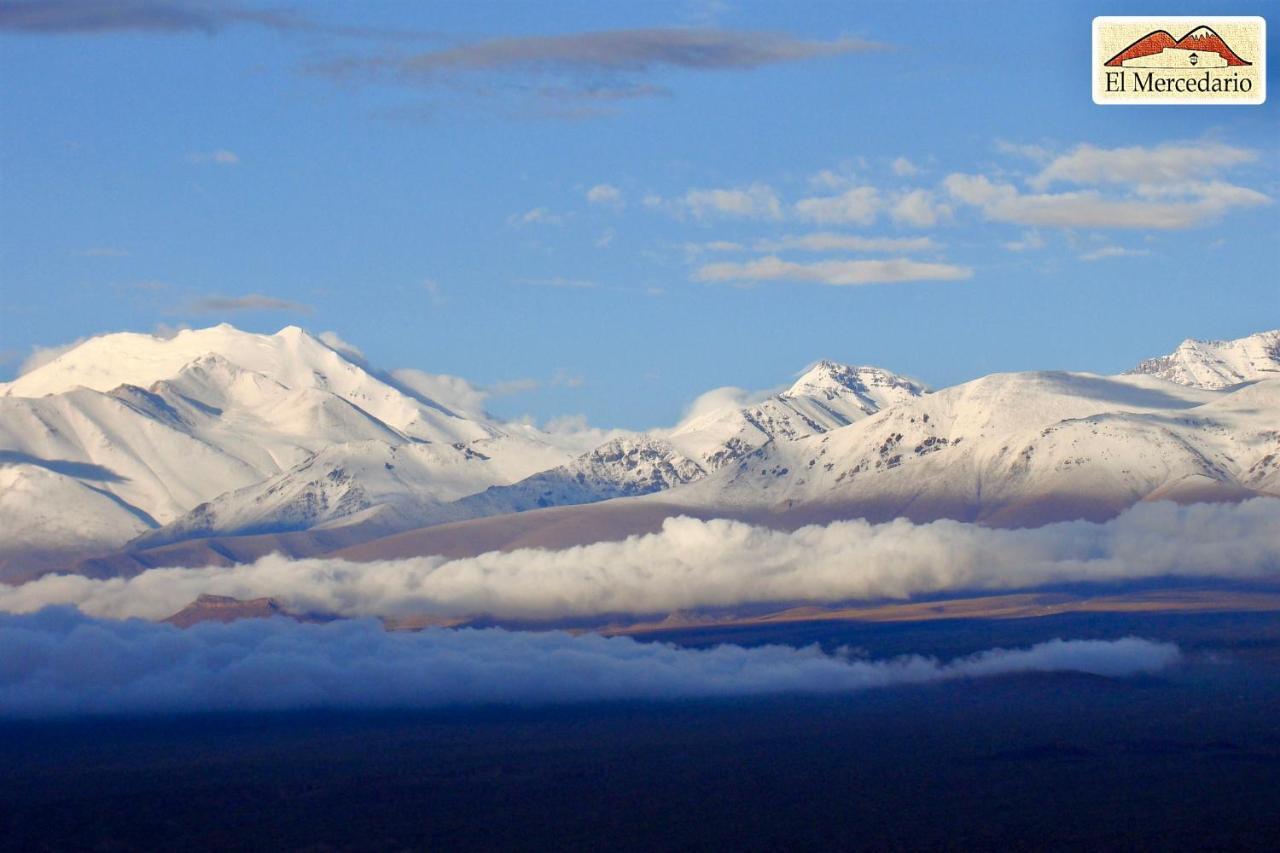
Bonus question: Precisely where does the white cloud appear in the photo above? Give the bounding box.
[754,233,938,253]
[694,255,971,287]
[1003,231,1046,252]
[586,183,623,206]
[187,148,240,166]
[0,610,1178,717]
[1079,245,1153,262]
[672,385,777,428]
[509,206,565,227]
[1030,142,1257,190]
[516,276,597,289]
[533,414,638,453]
[391,369,491,415]
[808,168,853,190]
[891,157,920,177]
[391,369,538,417]
[5,499,1273,623]
[943,173,1269,230]
[794,186,880,225]
[994,139,1053,163]
[317,331,365,360]
[17,339,87,375]
[422,278,446,305]
[890,189,950,227]
[683,184,782,220]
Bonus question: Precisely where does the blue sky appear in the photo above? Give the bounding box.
[1,0,1276,429]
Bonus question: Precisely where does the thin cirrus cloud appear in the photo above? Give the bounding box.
[694,256,971,287]
[315,28,883,113]
[0,0,294,34]
[185,294,315,315]
[1080,245,1153,262]
[10,493,1273,627]
[509,206,565,227]
[0,0,429,39]
[330,28,879,77]
[186,148,240,166]
[0,609,1180,717]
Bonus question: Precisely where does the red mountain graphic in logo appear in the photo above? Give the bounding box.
[1105,26,1251,67]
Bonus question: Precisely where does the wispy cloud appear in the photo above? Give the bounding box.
[694,256,971,287]
[185,293,314,315]
[891,156,920,177]
[16,338,87,375]
[586,183,623,207]
[344,28,880,77]
[1079,245,1153,262]
[508,207,565,227]
[0,610,1179,717]
[516,276,597,289]
[391,369,539,417]
[752,233,938,253]
[0,0,427,39]
[314,28,883,116]
[1003,231,1046,252]
[186,148,240,166]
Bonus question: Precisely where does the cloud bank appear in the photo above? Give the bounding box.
[0,608,1179,717]
[3,500,1276,623]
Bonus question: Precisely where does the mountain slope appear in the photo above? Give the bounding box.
[674,371,1279,526]
[0,325,578,566]
[404,361,927,527]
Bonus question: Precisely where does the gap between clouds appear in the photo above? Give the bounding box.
[0,608,1180,717]
[3,499,1276,623]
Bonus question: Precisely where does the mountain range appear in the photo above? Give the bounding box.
[1105,26,1251,67]
[1,326,1277,581]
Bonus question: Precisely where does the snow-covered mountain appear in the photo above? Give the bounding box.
[2,324,1277,577]
[0,325,575,567]
[415,361,927,526]
[1126,330,1280,389]
[674,369,1280,526]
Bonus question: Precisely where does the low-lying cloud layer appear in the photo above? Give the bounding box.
[0,608,1179,717]
[3,500,1276,623]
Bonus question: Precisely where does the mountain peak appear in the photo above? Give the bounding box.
[1126,330,1279,389]
[784,361,926,401]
